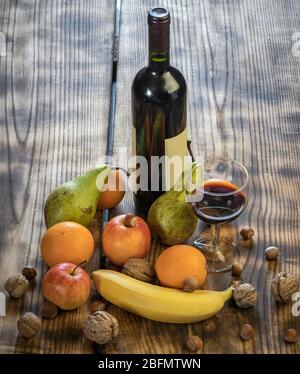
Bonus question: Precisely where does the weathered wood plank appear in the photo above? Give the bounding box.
[105,0,300,353]
[0,0,115,353]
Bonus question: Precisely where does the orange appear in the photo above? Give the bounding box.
[155,245,207,289]
[97,169,126,210]
[41,222,94,267]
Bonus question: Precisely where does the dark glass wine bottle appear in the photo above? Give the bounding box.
[132,7,187,216]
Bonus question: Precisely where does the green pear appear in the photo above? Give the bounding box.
[147,190,197,245]
[44,165,110,228]
[147,163,201,245]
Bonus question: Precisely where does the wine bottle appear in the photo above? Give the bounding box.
[132,7,187,215]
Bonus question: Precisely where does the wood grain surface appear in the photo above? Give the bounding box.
[107,0,300,353]
[0,0,115,353]
[1,0,300,354]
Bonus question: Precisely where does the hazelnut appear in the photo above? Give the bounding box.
[240,323,255,341]
[233,282,257,308]
[90,300,106,314]
[83,311,119,345]
[186,335,203,352]
[22,266,37,281]
[205,321,216,333]
[17,312,41,338]
[122,258,155,282]
[231,261,243,276]
[183,277,199,292]
[4,274,29,298]
[41,301,58,319]
[264,246,279,261]
[240,227,255,240]
[271,272,299,303]
[284,329,298,343]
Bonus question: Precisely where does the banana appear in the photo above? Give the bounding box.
[92,269,232,323]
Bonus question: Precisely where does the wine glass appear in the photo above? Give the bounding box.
[186,157,249,272]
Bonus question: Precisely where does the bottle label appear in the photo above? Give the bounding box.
[165,128,188,190]
[131,126,188,192]
[163,71,180,93]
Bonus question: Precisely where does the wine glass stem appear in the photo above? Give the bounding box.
[211,224,220,252]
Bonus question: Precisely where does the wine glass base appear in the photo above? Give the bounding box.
[193,237,239,273]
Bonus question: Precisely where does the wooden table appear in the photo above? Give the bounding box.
[0,0,299,354]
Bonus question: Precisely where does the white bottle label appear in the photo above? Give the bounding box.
[131,127,188,191]
[165,128,188,190]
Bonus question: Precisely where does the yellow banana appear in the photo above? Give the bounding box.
[92,269,232,323]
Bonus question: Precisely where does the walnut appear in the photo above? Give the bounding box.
[17,312,41,338]
[122,258,155,282]
[83,311,119,345]
[271,272,299,303]
[233,282,257,308]
[4,274,29,298]
[22,266,37,281]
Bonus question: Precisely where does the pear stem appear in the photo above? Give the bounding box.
[124,214,136,227]
[187,140,195,162]
[71,260,88,275]
[112,166,131,177]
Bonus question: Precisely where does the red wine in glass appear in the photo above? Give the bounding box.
[191,179,246,225]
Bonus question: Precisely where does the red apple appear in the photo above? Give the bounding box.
[102,213,151,266]
[42,262,91,310]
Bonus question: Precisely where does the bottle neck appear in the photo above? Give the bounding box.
[148,22,170,73]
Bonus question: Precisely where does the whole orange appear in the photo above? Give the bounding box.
[155,245,207,289]
[41,222,94,267]
[97,169,126,210]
